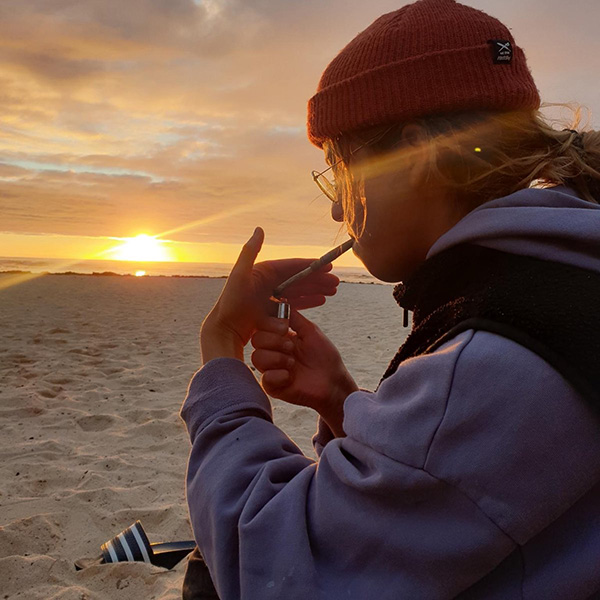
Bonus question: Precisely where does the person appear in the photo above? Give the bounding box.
[180,0,600,598]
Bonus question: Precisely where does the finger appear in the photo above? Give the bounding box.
[308,262,334,275]
[277,269,339,296]
[299,268,337,282]
[314,261,333,273]
[289,309,319,336]
[251,349,295,373]
[251,330,295,354]
[289,295,327,311]
[284,277,339,299]
[231,227,264,275]
[285,286,337,301]
[261,370,291,393]
[256,258,334,287]
[257,315,291,335]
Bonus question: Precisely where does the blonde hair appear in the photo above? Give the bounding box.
[323,106,600,238]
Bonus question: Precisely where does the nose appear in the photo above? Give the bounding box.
[331,201,344,222]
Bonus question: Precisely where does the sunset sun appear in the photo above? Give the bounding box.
[110,234,173,262]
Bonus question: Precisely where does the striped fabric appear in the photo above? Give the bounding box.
[101,521,153,564]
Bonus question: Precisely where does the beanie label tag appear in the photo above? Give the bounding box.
[488,40,513,64]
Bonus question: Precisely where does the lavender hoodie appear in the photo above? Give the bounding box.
[181,186,600,600]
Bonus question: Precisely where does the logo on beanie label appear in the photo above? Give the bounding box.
[488,40,513,64]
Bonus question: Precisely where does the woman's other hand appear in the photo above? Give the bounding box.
[251,310,358,437]
[200,227,340,363]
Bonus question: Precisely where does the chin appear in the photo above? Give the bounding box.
[353,247,403,283]
[354,245,422,284]
[368,265,404,284]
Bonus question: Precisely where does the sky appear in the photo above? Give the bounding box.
[1,0,599,268]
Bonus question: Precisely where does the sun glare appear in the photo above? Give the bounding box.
[135,270,147,277]
[110,234,173,262]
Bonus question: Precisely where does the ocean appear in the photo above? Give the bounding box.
[0,256,384,285]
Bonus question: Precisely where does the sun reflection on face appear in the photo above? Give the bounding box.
[110,234,173,262]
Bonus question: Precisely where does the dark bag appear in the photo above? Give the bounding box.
[182,546,220,600]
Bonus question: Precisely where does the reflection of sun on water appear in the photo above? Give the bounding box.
[110,234,173,262]
[135,270,147,277]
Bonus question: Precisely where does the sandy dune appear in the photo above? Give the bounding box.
[0,273,407,598]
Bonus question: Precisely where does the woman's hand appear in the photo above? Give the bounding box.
[251,310,358,437]
[200,227,340,363]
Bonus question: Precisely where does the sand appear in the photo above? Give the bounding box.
[0,273,408,599]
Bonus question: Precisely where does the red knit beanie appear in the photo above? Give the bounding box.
[307,0,540,148]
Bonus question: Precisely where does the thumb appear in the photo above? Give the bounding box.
[289,309,317,337]
[232,227,264,274]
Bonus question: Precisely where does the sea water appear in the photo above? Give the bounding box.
[0,256,384,285]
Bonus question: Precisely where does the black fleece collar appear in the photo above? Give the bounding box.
[380,244,600,410]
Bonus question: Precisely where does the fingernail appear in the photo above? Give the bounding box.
[287,357,295,369]
[247,228,258,243]
[283,340,294,353]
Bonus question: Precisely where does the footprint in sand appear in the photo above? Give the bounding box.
[38,387,62,399]
[47,327,70,335]
[9,354,35,365]
[0,515,63,558]
[76,414,115,432]
[68,348,101,357]
[100,367,124,376]
[21,371,39,380]
[0,403,46,418]
[45,376,73,385]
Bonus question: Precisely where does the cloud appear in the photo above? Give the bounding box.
[0,0,598,262]
[0,120,338,246]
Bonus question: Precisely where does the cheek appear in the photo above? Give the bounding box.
[353,185,429,281]
[340,194,366,239]
[356,182,389,240]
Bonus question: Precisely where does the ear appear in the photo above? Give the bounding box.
[398,123,430,187]
[400,123,428,147]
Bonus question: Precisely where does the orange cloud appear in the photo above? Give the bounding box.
[1,0,598,268]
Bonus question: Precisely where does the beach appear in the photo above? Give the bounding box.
[0,273,407,599]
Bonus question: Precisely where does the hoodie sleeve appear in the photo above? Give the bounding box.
[181,336,519,600]
[311,415,335,456]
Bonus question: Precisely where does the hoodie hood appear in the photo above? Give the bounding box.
[388,185,600,398]
[428,186,600,274]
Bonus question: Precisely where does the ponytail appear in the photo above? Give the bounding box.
[559,127,600,202]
